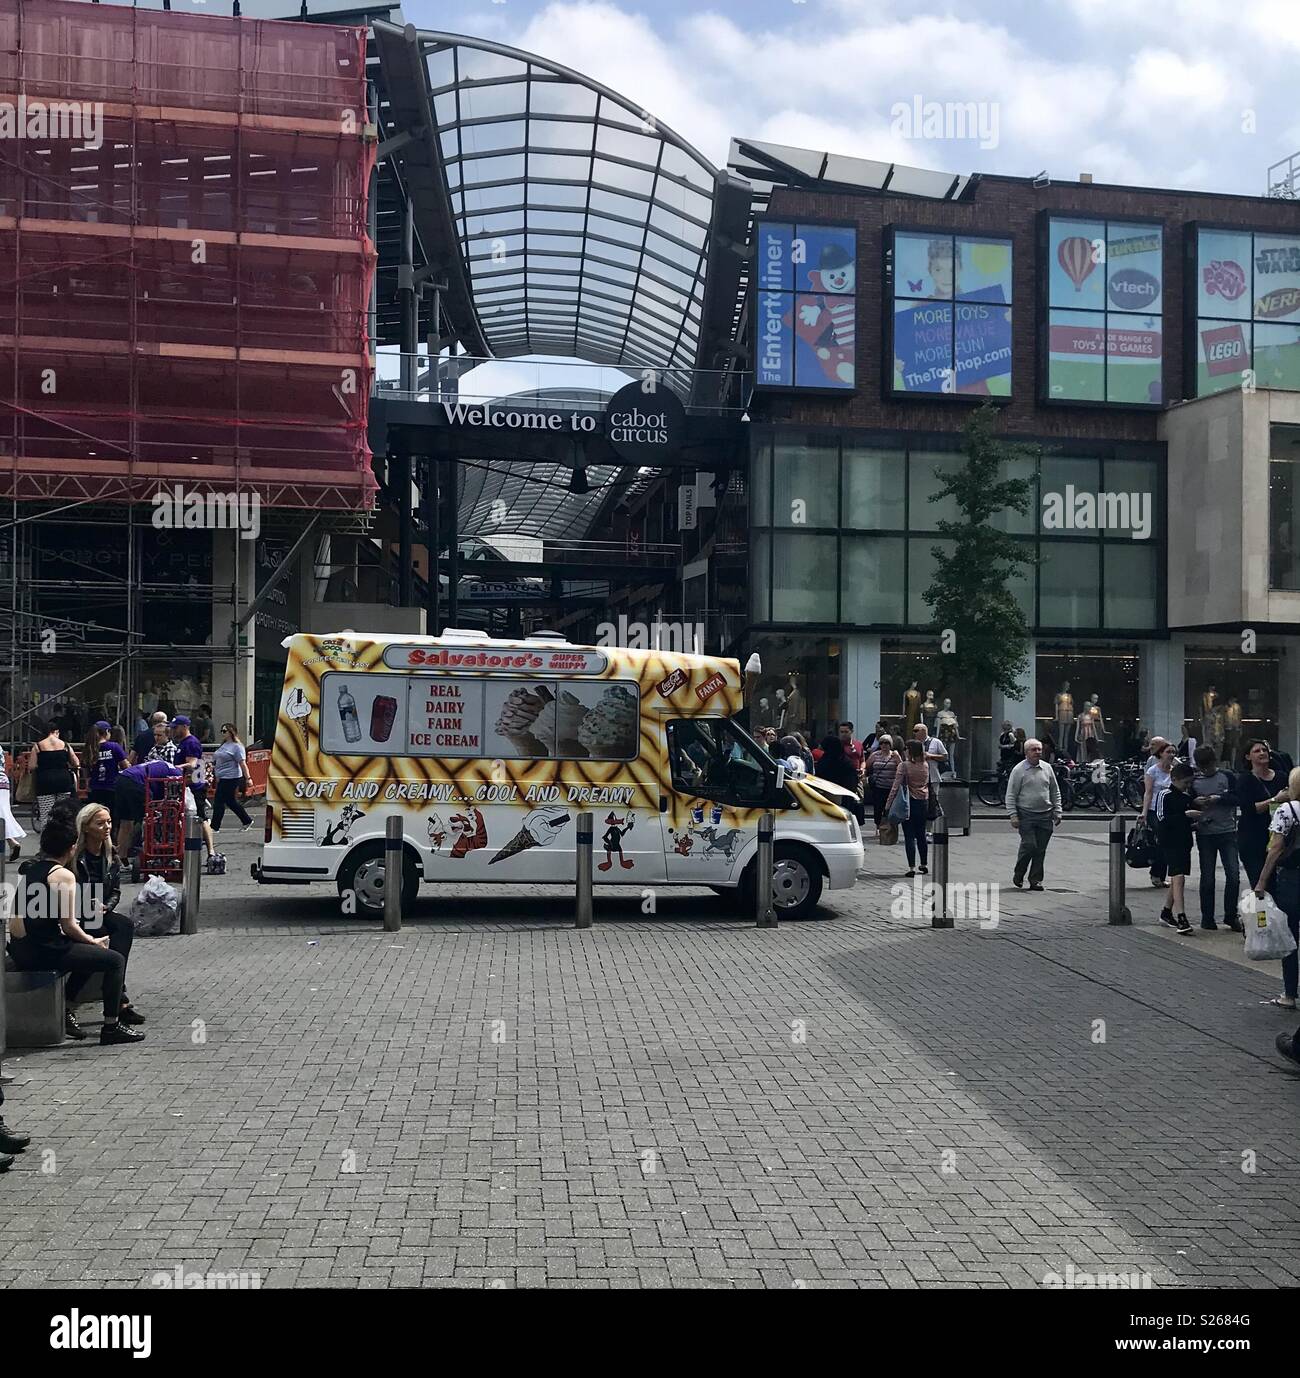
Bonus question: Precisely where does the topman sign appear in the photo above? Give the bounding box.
[438,380,686,464]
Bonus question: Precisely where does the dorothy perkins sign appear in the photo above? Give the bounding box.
[439,380,685,462]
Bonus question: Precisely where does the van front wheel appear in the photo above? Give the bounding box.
[739,844,824,920]
[337,841,418,918]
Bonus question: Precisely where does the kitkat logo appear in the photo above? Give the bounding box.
[695,672,726,703]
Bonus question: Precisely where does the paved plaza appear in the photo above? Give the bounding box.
[2,821,1297,1289]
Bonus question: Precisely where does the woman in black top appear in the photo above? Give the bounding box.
[1237,739,1289,889]
[28,720,79,829]
[7,815,144,1046]
[74,802,144,1027]
[815,735,865,823]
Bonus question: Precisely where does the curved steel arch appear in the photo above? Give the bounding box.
[377,22,723,372]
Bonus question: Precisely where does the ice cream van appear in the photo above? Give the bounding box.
[252,630,863,920]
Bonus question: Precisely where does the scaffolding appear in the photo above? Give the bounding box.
[0,0,378,743]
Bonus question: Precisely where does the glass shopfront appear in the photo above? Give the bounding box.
[1185,647,1279,771]
[881,640,987,776]
[1036,645,1140,761]
[746,635,842,745]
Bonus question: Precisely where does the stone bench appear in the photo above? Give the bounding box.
[3,958,65,1048]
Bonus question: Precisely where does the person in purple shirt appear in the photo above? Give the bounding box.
[88,720,127,813]
[113,758,182,857]
[171,716,219,862]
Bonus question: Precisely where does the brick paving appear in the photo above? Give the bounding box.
[1,822,1296,1289]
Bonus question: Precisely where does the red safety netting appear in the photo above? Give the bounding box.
[0,0,377,509]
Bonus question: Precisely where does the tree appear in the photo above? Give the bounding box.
[921,403,1038,700]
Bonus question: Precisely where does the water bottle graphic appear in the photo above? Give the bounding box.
[337,683,361,744]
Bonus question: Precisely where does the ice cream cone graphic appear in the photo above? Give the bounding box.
[285,687,311,745]
[489,806,570,864]
[494,685,550,757]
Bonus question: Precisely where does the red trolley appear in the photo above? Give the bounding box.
[130,777,186,883]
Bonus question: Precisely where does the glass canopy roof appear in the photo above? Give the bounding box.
[416,30,721,372]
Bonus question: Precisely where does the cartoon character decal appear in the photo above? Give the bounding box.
[449,804,487,858]
[427,812,447,853]
[792,242,855,386]
[490,806,570,864]
[320,803,364,846]
[668,802,745,865]
[597,812,635,871]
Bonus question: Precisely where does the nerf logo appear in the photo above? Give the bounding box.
[1255,287,1300,319]
[695,672,726,703]
[658,668,688,698]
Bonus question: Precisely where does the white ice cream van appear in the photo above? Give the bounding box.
[252,630,863,919]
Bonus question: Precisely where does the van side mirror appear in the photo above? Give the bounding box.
[774,762,786,792]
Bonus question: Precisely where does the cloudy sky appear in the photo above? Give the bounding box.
[411,0,1300,196]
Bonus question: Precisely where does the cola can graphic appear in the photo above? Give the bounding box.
[691,804,704,825]
[710,803,723,826]
[370,695,398,743]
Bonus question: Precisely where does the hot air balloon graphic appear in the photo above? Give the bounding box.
[1058,236,1097,292]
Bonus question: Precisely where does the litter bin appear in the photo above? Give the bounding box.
[935,777,971,836]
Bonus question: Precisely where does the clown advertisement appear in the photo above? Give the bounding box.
[254,632,863,919]
[755,221,857,390]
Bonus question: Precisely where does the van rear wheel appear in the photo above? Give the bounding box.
[337,841,418,918]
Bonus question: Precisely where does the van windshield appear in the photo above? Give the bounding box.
[667,717,771,804]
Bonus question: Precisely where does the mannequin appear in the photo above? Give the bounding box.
[1055,681,1075,756]
[904,681,921,735]
[921,689,938,734]
[1201,685,1217,749]
[1076,694,1106,760]
[775,688,787,731]
[758,696,771,724]
[783,674,803,734]
[1222,696,1241,767]
[936,698,962,777]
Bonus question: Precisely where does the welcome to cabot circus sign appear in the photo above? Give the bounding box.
[438,380,686,464]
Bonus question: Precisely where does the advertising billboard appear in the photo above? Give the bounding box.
[888,230,1013,396]
[1044,216,1163,406]
[1193,226,1300,396]
[755,221,857,391]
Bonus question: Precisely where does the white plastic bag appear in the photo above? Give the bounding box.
[1240,891,1298,961]
[129,872,180,937]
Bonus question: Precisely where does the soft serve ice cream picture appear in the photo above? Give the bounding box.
[485,680,640,759]
[577,684,639,759]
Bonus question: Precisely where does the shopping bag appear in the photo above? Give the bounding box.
[14,770,34,804]
[1241,891,1298,961]
[128,873,180,937]
[1125,821,1156,869]
[877,822,898,846]
[887,784,910,824]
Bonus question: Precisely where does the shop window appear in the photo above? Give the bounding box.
[772,434,838,528]
[1038,455,1101,532]
[988,454,1037,535]
[841,536,905,623]
[1102,544,1158,629]
[1044,216,1163,405]
[1185,649,1279,769]
[749,437,771,527]
[771,533,837,621]
[908,452,965,531]
[1270,427,1300,590]
[750,531,771,621]
[841,443,905,530]
[1039,543,1099,628]
[1100,457,1159,540]
[907,537,954,624]
[1035,646,1140,759]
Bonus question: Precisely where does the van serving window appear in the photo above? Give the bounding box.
[381,645,609,675]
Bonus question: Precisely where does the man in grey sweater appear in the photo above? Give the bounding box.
[1192,744,1240,931]
[1005,738,1063,891]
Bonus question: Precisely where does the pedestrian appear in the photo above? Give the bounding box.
[866,734,900,831]
[146,719,177,764]
[0,1083,32,1172]
[210,723,254,833]
[130,710,168,765]
[1013,727,1027,759]
[1252,767,1300,1011]
[912,721,949,785]
[1005,737,1061,891]
[793,732,815,774]
[0,755,26,862]
[776,735,807,779]
[838,721,864,795]
[1156,762,1200,935]
[1237,739,1288,889]
[998,721,1017,767]
[86,720,127,815]
[192,704,214,744]
[27,719,79,829]
[1040,731,1059,765]
[1191,745,1240,931]
[112,756,184,859]
[885,738,930,876]
[815,735,864,823]
[7,814,144,1045]
[1140,739,1174,888]
[73,802,145,1028]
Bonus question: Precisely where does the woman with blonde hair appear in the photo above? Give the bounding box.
[1253,765,1300,1012]
[72,801,145,1029]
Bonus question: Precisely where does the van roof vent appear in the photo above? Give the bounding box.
[527,630,570,643]
[438,628,491,642]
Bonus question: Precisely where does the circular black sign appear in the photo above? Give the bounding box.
[604,380,685,464]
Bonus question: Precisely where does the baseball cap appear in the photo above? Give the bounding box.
[172,715,191,727]
[94,720,111,731]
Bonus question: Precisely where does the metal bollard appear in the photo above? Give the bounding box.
[384,815,403,932]
[1,816,6,889]
[181,812,202,934]
[930,811,952,928]
[575,811,593,929]
[1108,813,1132,925]
[755,811,777,927]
